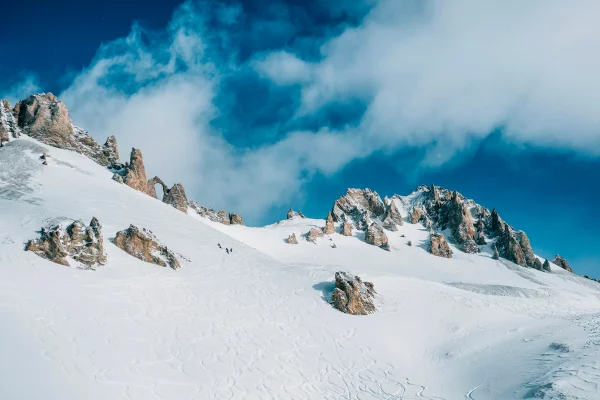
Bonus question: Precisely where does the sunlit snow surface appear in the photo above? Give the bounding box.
[1,137,600,399]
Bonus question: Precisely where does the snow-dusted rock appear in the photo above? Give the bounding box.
[286,233,298,244]
[492,244,500,260]
[460,239,480,254]
[163,183,188,212]
[533,258,543,271]
[287,208,305,219]
[409,206,424,224]
[323,211,335,234]
[331,188,385,226]
[0,99,20,141]
[116,148,152,195]
[306,227,324,243]
[365,223,388,248]
[475,219,487,245]
[429,232,453,258]
[25,217,106,267]
[552,255,573,273]
[229,213,244,225]
[442,191,476,251]
[383,199,403,226]
[331,271,376,315]
[112,225,180,270]
[342,220,353,236]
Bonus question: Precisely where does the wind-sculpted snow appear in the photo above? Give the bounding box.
[2,136,600,399]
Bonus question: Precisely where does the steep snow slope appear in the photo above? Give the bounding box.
[1,137,600,399]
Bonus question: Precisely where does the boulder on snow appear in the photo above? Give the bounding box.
[552,255,573,273]
[475,219,486,245]
[330,271,376,315]
[365,223,388,248]
[25,217,106,267]
[306,227,324,243]
[429,232,453,258]
[112,225,180,270]
[323,211,336,234]
[286,233,298,244]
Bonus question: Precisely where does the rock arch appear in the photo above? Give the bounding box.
[147,176,167,200]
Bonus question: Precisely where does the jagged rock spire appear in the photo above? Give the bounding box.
[323,211,335,234]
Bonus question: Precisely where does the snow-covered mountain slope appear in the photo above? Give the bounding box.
[2,135,600,400]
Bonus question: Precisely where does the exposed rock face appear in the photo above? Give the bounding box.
[331,189,385,227]
[287,208,305,219]
[323,212,336,234]
[542,259,551,272]
[552,255,573,272]
[342,220,353,236]
[490,208,505,235]
[147,176,167,199]
[331,271,376,315]
[14,93,117,166]
[0,99,20,141]
[429,232,453,258]
[365,223,388,248]
[475,219,487,245]
[533,258,543,271]
[306,227,324,243]
[492,245,500,260]
[188,201,238,225]
[163,184,188,212]
[409,207,423,224]
[383,199,403,226]
[112,225,180,270]
[442,191,476,251]
[498,223,526,266]
[217,210,230,225]
[286,233,298,244]
[517,231,536,267]
[460,239,480,254]
[382,217,398,232]
[25,217,106,267]
[229,213,244,225]
[116,148,152,195]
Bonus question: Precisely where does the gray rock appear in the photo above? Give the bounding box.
[287,208,305,219]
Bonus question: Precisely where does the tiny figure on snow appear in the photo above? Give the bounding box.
[0,140,4,148]
[218,243,221,249]
[226,248,229,254]
[42,160,48,166]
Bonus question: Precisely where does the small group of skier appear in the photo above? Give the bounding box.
[217,243,233,254]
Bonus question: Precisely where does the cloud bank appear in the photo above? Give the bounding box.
[52,0,600,224]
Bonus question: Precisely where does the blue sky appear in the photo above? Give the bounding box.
[1,0,599,275]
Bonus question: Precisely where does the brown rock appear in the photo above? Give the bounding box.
[330,271,376,315]
[445,191,476,248]
[331,188,385,222]
[102,135,119,166]
[342,220,353,236]
[517,231,536,267]
[498,223,525,266]
[287,208,305,219]
[552,255,573,272]
[409,207,423,224]
[112,225,180,270]
[383,200,403,226]
[429,232,453,258]
[122,148,151,195]
[147,176,167,199]
[229,213,244,225]
[188,201,233,225]
[163,183,188,212]
[217,210,231,225]
[306,227,324,243]
[25,217,106,267]
[365,223,388,248]
[323,211,335,234]
[286,233,298,244]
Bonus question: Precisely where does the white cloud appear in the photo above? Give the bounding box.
[253,51,313,85]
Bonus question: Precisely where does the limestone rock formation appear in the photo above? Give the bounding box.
[552,255,573,273]
[0,99,20,141]
[342,220,353,236]
[331,188,385,226]
[286,233,298,244]
[443,191,476,251]
[114,148,152,195]
[287,208,305,219]
[383,199,403,226]
[323,212,336,234]
[25,217,106,267]
[112,225,180,270]
[542,259,551,272]
[306,227,324,243]
[229,213,244,225]
[163,184,188,212]
[147,176,167,199]
[365,223,389,248]
[429,232,453,258]
[14,93,117,166]
[330,271,376,315]
[409,207,423,224]
[382,217,398,231]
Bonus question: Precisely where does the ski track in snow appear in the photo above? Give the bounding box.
[1,137,600,399]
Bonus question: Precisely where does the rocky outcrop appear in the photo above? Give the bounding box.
[533,258,543,271]
[552,255,573,273]
[475,219,486,245]
[382,217,398,231]
[120,148,151,195]
[442,191,476,252]
[490,208,505,235]
[498,223,525,266]
[429,232,453,258]
[342,220,353,236]
[14,93,117,166]
[542,259,551,272]
[112,225,180,270]
[0,99,20,141]
[25,217,106,267]
[331,271,376,315]
[383,200,403,226]
[306,227,324,243]
[331,189,385,227]
[365,223,388,249]
[229,213,244,225]
[323,212,335,234]
[188,201,238,225]
[163,184,188,212]
[517,231,536,267]
[409,207,423,224]
[460,239,480,254]
[286,233,298,244]
[147,176,167,199]
[287,208,305,219]
[492,245,500,260]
